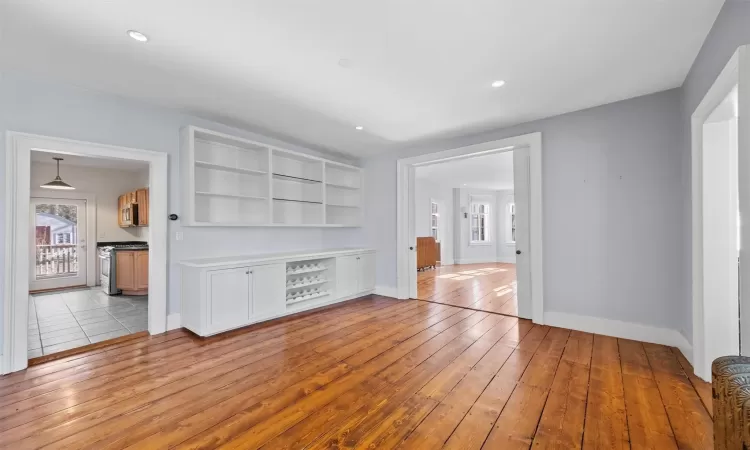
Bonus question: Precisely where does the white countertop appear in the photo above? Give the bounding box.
[179,247,374,268]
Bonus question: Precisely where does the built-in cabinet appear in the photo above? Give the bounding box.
[118,188,149,227]
[116,250,148,295]
[180,126,363,227]
[180,249,375,336]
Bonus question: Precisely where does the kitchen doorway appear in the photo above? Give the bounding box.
[3,132,168,374]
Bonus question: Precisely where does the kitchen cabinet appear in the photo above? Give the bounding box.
[207,266,252,332]
[180,248,375,336]
[118,188,149,227]
[116,250,148,295]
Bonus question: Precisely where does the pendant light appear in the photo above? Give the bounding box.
[40,157,75,190]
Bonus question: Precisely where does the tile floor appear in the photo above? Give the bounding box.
[28,288,148,358]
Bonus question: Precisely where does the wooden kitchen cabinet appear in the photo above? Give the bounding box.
[116,250,148,295]
[118,188,149,227]
[136,188,149,226]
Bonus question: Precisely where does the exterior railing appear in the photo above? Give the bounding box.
[35,244,78,277]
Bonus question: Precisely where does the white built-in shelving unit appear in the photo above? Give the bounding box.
[180,126,363,227]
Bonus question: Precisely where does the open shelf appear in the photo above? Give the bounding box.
[196,191,267,201]
[195,160,267,176]
[182,126,363,227]
[273,173,322,184]
[274,198,322,205]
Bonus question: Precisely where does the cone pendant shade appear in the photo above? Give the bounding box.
[40,157,75,190]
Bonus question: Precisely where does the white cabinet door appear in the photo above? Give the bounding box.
[336,255,359,298]
[207,266,251,331]
[252,263,286,319]
[358,253,376,293]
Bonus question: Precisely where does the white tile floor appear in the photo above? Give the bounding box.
[28,288,148,358]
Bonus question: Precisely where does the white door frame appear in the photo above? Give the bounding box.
[30,189,97,289]
[396,132,544,324]
[691,46,749,381]
[3,131,168,374]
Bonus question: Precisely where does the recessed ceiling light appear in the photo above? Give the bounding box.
[127,30,148,42]
[491,80,506,88]
[355,126,364,131]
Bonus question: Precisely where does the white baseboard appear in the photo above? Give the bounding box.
[496,256,516,264]
[454,258,498,265]
[166,313,182,331]
[374,285,399,299]
[543,311,693,353]
[439,259,455,266]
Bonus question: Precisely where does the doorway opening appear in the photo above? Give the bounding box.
[3,132,167,374]
[692,45,749,381]
[26,151,151,359]
[396,132,544,323]
[413,150,521,316]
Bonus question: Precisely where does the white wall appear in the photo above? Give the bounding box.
[414,177,454,264]
[30,161,149,243]
[0,72,360,344]
[680,0,750,344]
[453,188,498,264]
[364,88,684,332]
[496,189,516,263]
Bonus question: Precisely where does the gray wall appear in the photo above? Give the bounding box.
[679,0,750,342]
[364,89,684,331]
[0,71,358,345]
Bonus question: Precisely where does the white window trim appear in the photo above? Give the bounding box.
[430,199,439,241]
[506,201,516,244]
[469,196,492,245]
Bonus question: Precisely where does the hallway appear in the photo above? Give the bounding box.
[417,263,518,316]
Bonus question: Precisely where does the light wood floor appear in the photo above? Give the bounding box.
[0,296,712,449]
[418,263,519,316]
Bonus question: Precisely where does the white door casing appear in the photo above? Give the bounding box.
[513,148,532,319]
[397,132,543,324]
[739,46,750,356]
[29,197,88,291]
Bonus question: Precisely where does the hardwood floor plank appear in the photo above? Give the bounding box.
[0,298,715,450]
[185,304,497,449]
[671,347,712,416]
[2,300,409,447]
[0,298,400,431]
[442,326,548,450]
[417,263,519,317]
[582,335,629,450]
[619,339,678,449]
[643,343,713,449]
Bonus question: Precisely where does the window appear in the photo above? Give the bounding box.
[430,201,439,240]
[56,232,72,244]
[469,201,491,244]
[508,203,516,243]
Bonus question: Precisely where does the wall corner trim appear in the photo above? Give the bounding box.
[375,285,400,299]
[544,311,694,373]
[166,313,182,331]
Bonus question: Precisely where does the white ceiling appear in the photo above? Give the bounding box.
[416,151,514,190]
[1,0,723,157]
[31,150,149,171]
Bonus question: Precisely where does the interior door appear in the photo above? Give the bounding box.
[29,197,88,291]
[207,266,251,332]
[513,148,533,319]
